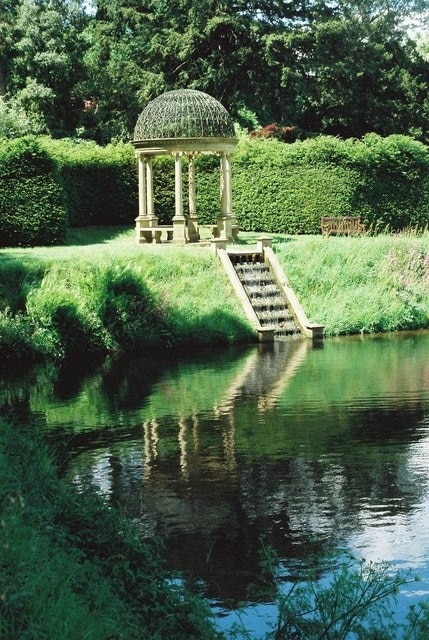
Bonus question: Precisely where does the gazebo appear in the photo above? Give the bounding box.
[132,89,238,244]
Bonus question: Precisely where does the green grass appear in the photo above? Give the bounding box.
[275,232,429,335]
[0,226,253,361]
[0,226,428,363]
[0,419,221,640]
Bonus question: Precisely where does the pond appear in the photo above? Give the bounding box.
[2,331,429,637]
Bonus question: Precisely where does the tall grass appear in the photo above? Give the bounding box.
[0,231,253,360]
[0,228,428,361]
[276,232,429,336]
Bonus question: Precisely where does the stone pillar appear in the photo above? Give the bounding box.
[224,152,232,215]
[187,154,199,242]
[172,152,187,244]
[220,153,228,216]
[217,152,234,241]
[135,154,158,243]
[138,154,147,218]
[146,156,157,224]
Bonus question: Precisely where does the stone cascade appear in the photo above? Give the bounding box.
[213,237,324,342]
[233,259,301,339]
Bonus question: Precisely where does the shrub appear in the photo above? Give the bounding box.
[250,123,299,143]
[40,138,138,227]
[0,137,66,247]
[228,135,429,234]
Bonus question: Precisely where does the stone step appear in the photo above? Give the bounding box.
[234,257,301,336]
[245,287,281,298]
[252,305,291,317]
[239,272,274,281]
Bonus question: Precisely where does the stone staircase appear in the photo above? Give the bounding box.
[233,260,301,338]
[213,237,324,342]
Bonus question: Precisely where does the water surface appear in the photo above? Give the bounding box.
[2,332,429,636]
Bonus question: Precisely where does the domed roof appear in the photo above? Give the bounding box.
[134,89,235,141]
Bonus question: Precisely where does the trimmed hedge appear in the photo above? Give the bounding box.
[40,138,138,226]
[235,135,429,233]
[0,134,428,246]
[0,137,66,247]
[196,134,429,233]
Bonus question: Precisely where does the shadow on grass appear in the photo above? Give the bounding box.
[233,232,297,247]
[65,225,133,246]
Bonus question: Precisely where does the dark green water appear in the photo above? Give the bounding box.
[2,332,429,637]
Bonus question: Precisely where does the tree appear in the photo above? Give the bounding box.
[261,0,429,139]
[9,0,90,136]
[2,0,427,142]
[0,0,20,96]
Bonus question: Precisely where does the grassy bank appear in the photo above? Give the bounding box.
[0,227,428,363]
[0,419,221,639]
[276,231,429,335]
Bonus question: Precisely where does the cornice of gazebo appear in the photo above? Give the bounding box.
[132,136,238,155]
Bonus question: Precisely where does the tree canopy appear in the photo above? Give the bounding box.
[0,0,428,142]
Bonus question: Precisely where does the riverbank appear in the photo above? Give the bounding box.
[1,227,428,638]
[0,417,221,639]
[0,227,428,363]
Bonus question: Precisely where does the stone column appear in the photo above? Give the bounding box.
[145,156,157,225]
[172,152,187,243]
[224,153,232,214]
[187,154,199,242]
[138,154,147,218]
[135,154,158,243]
[220,153,228,216]
[217,152,234,241]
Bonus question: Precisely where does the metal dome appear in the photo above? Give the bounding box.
[134,89,235,141]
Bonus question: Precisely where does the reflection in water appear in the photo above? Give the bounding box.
[2,333,429,633]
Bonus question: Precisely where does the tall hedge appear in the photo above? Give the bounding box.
[196,134,429,233]
[1,134,428,247]
[40,138,138,226]
[0,137,66,247]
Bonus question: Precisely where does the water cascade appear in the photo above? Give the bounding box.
[213,237,324,342]
[233,259,300,338]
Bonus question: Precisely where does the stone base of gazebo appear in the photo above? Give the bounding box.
[211,214,239,242]
[135,214,239,245]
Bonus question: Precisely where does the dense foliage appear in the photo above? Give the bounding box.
[0,136,66,247]
[0,420,221,639]
[40,137,137,226]
[0,134,428,240]
[194,135,429,234]
[0,0,428,143]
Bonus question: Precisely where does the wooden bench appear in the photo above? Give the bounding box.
[321,216,365,236]
[139,226,174,244]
